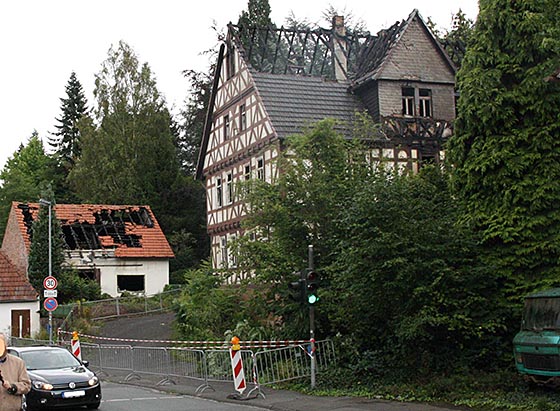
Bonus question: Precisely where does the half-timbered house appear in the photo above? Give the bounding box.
[196,9,457,273]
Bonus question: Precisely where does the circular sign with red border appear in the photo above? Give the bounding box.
[43,276,58,290]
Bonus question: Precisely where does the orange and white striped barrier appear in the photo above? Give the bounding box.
[71,331,82,361]
[230,336,246,394]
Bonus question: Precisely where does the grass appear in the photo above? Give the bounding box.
[281,368,560,411]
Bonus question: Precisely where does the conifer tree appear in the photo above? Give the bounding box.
[49,72,89,169]
[448,0,560,295]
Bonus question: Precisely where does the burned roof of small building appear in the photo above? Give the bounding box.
[13,203,174,259]
[0,251,37,302]
[251,72,365,139]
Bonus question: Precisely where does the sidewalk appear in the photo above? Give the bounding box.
[102,372,467,411]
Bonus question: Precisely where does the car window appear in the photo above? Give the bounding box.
[20,350,82,370]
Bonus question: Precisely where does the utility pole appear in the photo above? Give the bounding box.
[308,244,316,389]
[39,199,53,345]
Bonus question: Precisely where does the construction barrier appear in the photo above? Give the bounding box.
[230,336,246,394]
[24,333,336,396]
[71,331,82,360]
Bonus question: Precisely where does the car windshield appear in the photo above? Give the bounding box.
[523,297,560,331]
[20,349,81,370]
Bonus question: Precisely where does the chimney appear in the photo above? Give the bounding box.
[332,15,348,81]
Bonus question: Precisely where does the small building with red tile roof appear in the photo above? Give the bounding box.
[0,250,40,338]
[2,202,174,298]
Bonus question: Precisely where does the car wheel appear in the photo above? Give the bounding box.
[86,401,101,409]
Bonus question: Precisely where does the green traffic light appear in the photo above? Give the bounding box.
[308,294,319,304]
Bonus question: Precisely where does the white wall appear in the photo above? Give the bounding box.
[0,301,41,338]
[67,256,169,297]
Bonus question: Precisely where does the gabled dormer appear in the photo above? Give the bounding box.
[351,9,457,122]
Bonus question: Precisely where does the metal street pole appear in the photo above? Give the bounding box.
[308,244,316,389]
[40,199,53,345]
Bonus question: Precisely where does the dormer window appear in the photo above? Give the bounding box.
[402,87,415,116]
[419,89,432,117]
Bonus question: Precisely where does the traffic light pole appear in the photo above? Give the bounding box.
[308,245,316,389]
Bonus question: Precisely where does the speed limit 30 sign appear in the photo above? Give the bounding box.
[43,276,58,290]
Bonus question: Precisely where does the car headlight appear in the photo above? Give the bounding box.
[33,381,53,390]
[88,376,99,386]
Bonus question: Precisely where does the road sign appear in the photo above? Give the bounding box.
[43,276,58,290]
[44,297,58,312]
[44,290,58,298]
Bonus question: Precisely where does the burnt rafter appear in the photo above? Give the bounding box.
[380,116,454,144]
[61,207,153,251]
[229,23,375,80]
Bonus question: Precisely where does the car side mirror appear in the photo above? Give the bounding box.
[82,360,89,367]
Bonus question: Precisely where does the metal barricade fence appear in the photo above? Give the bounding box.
[129,347,172,385]
[254,339,336,385]
[8,336,336,391]
[166,347,207,381]
[80,343,102,372]
[204,349,254,383]
[99,345,134,375]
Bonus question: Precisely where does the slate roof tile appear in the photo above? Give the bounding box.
[251,72,365,139]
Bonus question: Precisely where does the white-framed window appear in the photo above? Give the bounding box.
[419,89,432,117]
[244,164,251,181]
[226,172,233,204]
[229,234,237,268]
[223,115,230,140]
[401,87,415,116]
[257,157,265,180]
[216,177,223,208]
[239,104,247,132]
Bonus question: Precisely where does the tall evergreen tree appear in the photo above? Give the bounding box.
[447,0,560,296]
[49,72,89,169]
[237,0,276,70]
[237,0,273,29]
[440,10,475,69]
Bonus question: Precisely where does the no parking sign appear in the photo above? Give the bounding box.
[44,297,58,312]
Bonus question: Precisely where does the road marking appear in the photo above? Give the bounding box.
[103,396,189,403]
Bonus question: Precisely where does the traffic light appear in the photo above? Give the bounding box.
[288,271,305,304]
[306,270,319,304]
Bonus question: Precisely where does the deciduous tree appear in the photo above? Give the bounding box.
[0,133,60,241]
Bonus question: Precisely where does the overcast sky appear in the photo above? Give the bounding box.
[0,0,478,171]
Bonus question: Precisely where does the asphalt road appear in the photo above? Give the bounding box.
[97,380,269,411]
[96,312,176,342]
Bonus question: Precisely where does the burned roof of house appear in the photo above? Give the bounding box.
[228,9,454,86]
[0,251,37,301]
[14,202,174,259]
